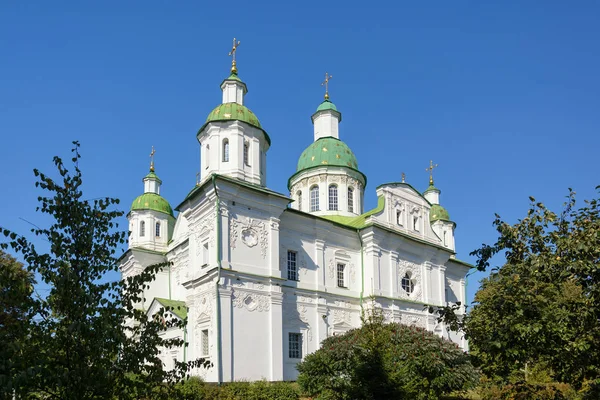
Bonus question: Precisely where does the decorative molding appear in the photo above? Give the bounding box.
[230,215,269,258]
[232,289,270,312]
[398,260,423,301]
[193,212,216,255]
[349,262,356,283]
[328,258,335,279]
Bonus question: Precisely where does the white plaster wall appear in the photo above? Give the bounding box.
[129,210,172,251]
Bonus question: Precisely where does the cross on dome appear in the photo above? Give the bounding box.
[426,160,438,185]
[229,37,241,74]
[149,146,156,172]
[321,72,332,100]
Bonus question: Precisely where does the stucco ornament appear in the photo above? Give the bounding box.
[232,289,270,312]
[328,258,335,279]
[398,260,423,301]
[230,215,269,258]
[193,212,215,255]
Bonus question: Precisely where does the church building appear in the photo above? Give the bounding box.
[119,40,471,382]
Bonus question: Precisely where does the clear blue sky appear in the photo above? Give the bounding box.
[1,1,599,305]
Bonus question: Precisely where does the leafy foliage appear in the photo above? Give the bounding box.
[296,309,479,400]
[0,143,209,399]
[174,378,300,400]
[432,187,600,394]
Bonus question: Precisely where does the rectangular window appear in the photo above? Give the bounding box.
[289,332,302,359]
[287,250,298,281]
[396,210,403,226]
[310,186,319,212]
[328,185,338,211]
[413,216,419,231]
[201,329,209,356]
[337,263,346,288]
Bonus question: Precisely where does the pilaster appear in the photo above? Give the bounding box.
[269,290,283,381]
[218,285,233,382]
[389,251,399,298]
[269,218,281,277]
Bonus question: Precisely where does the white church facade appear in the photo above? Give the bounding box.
[119,47,471,383]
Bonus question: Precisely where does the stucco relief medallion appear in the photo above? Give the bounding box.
[241,227,258,247]
[398,260,423,301]
[232,289,270,312]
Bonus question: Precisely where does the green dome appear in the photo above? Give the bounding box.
[206,102,261,129]
[430,204,450,222]
[131,193,174,217]
[316,99,338,112]
[297,137,359,171]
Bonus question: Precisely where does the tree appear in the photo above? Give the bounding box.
[0,143,208,399]
[296,308,479,400]
[0,250,35,398]
[433,187,600,392]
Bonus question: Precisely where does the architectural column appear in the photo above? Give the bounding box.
[269,290,283,381]
[316,299,328,345]
[438,265,447,306]
[459,278,466,314]
[423,262,433,304]
[269,217,281,277]
[315,240,325,291]
[218,285,233,382]
[220,203,230,268]
[389,251,399,298]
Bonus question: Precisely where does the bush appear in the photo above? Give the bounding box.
[174,379,300,400]
[297,314,479,400]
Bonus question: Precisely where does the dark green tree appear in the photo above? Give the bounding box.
[0,143,208,399]
[297,307,479,400]
[433,187,600,393]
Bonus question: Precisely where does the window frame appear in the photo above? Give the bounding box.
[337,263,347,288]
[401,272,414,294]
[347,187,354,213]
[288,332,302,359]
[310,185,320,212]
[287,250,298,281]
[243,141,250,166]
[140,220,145,237]
[201,329,209,357]
[328,184,338,211]
[222,139,229,162]
[155,221,161,237]
[296,190,302,211]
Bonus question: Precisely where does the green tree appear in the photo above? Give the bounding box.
[0,250,35,398]
[296,308,479,400]
[0,143,208,399]
[433,187,600,392]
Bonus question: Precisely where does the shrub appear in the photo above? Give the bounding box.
[297,314,479,400]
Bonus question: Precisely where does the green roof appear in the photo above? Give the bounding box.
[206,102,261,129]
[296,137,359,171]
[144,171,162,183]
[321,195,385,229]
[224,72,242,83]
[131,193,174,217]
[424,184,439,193]
[155,298,187,320]
[430,204,450,222]
[315,99,341,118]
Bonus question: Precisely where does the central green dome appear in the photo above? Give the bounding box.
[131,193,174,217]
[206,102,261,129]
[296,137,359,171]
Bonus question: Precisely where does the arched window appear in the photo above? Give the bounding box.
[223,139,229,162]
[328,185,338,211]
[347,187,354,213]
[155,222,161,237]
[310,185,319,212]
[205,144,210,169]
[243,141,250,165]
[401,272,414,294]
[140,220,145,237]
[296,190,302,211]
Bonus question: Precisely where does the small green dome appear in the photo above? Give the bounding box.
[316,99,338,112]
[206,102,261,129]
[131,193,174,217]
[297,137,359,171]
[430,204,450,222]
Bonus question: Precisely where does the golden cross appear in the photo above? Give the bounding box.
[149,146,156,172]
[401,172,406,183]
[425,160,438,185]
[229,38,241,74]
[321,72,332,100]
